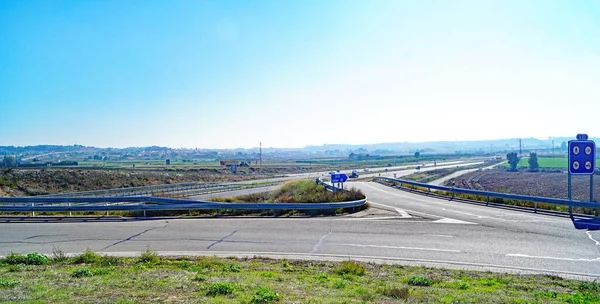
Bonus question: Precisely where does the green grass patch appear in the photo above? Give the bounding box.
[1,253,599,303]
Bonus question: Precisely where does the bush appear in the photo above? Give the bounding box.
[100,255,122,266]
[72,249,101,264]
[252,287,280,303]
[334,261,366,276]
[137,249,160,265]
[408,276,433,286]
[333,279,347,289]
[193,273,207,282]
[207,282,235,296]
[71,268,93,278]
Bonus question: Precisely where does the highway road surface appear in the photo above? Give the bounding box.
[1,181,599,280]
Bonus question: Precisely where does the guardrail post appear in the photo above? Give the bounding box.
[69,202,72,217]
[486,196,489,206]
[31,202,35,217]
[427,187,431,195]
[105,203,109,216]
[534,202,537,213]
[450,188,455,201]
[143,203,147,217]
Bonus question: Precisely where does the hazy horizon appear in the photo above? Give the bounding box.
[2,1,599,148]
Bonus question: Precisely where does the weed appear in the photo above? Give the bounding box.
[137,248,160,265]
[408,276,433,287]
[252,287,280,303]
[334,261,366,276]
[26,253,49,265]
[92,267,114,276]
[51,246,68,263]
[564,291,600,304]
[333,279,347,289]
[260,271,276,278]
[0,278,20,288]
[7,265,22,272]
[178,260,191,269]
[2,252,27,265]
[71,268,93,278]
[72,249,101,264]
[193,273,207,282]
[579,281,600,293]
[223,263,242,272]
[100,255,122,266]
[379,284,410,299]
[207,282,235,296]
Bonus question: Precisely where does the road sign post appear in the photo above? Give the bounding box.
[567,134,596,205]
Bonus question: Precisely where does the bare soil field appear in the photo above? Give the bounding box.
[0,169,258,197]
[446,169,600,202]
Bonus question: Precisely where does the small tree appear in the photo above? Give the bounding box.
[414,151,420,158]
[528,152,539,172]
[506,152,520,171]
[560,141,567,151]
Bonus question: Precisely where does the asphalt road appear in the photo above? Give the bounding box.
[1,181,598,279]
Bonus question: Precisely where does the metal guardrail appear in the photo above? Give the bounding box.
[374,177,600,213]
[38,182,227,197]
[0,179,367,215]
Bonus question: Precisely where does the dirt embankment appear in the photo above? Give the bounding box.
[0,169,257,197]
[447,169,600,202]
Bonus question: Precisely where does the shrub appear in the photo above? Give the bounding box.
[408,276,433,286]
[207,282,235,296]
[334,261,366,276]
[252,287,280,303]
[100,255,122,266]
[72,249,101,264]
[71,268,93,278]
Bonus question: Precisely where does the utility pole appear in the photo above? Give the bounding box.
[552,139,554,154]
[519,139,522,157]
[259,142,262,167]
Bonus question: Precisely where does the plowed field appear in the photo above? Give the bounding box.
[447,169,600,202]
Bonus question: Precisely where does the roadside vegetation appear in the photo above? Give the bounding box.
[0,168,258,197]
[1,250,598,303]
[212,180,365,204]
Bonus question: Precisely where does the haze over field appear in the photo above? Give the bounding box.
[2,1,599,148]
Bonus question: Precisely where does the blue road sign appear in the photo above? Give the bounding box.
[331,174,348,183]
[577,134,589,140]
[568,140,596,175]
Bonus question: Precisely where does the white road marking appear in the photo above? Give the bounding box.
[433,218,476,225]
[369,202,412,218]
[507,253,600,262]
[327,243,460,253]
[587,231,600,246]
[426,234,454,238]
[310,231,331,253]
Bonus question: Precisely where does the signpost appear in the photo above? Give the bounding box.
[567,134,596,204]
[330,173,348,192]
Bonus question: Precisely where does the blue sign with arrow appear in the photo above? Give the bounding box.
[331,174,348,183]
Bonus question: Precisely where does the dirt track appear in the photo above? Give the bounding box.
[447,169,600,202]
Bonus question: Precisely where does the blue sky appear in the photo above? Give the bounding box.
[1,0,599,148]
